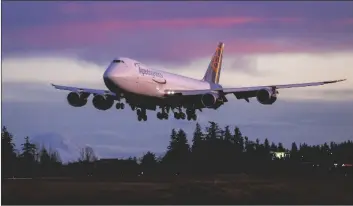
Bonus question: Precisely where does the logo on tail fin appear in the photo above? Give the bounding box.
[202,42,224,84]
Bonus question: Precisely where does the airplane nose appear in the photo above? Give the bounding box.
[103,63,115,79]
[103,63,118,92]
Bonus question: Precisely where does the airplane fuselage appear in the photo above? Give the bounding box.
[103,57,215,99]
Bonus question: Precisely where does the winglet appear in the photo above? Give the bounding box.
[51,83,60,89]
[324,79,347,84]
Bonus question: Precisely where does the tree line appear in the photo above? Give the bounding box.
[2,122,352,179]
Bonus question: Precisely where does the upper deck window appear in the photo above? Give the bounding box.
[113,59,124,63]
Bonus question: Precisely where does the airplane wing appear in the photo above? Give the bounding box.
[164,79,346,97]
[51,84,117,97]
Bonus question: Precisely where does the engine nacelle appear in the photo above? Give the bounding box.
[92,95,114,110]
[67,92,87,107]
[256,88,277,105]
[201,93,218,108]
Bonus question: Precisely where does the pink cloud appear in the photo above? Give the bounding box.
[59,2,145,15]
[337,18,353,25]
[14,16,303,48]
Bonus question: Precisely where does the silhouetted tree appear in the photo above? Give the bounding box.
[2,126,17,178]
[141,151,157,166]
[79,146,97,163]
[21,136,37,162]
[290,142,299,161]
[233,127,244,152]
[191,123,203,152]
[163,129,190,173]
[278,142,285,152]
[2,123,352,179]
[270,142,277,152]
[20,136,38,177]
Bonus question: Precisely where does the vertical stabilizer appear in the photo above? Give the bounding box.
[202,42,224,84]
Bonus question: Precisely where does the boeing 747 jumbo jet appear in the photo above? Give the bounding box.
[52,42,346,121]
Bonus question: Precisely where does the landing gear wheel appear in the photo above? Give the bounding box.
[116,102,125,110]
[138,116,142,121]
[157,112,163,119]
[180,113,185,120]
[163,113,169,120]
[174,112,180,119]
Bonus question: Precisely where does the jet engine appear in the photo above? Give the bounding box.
[256,88,277,105]
[92,95,114,110]
[67,92,87,107]
[201,93,218,108]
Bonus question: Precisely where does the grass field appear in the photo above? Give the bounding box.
[2,174,353,204]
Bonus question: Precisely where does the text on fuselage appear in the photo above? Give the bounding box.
[139,68,163,78]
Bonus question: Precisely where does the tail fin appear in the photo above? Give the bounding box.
[202,42,224,84]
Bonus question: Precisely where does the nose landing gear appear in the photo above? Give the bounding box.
[116,102,125,110]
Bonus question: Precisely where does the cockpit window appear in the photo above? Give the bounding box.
[113,59,124,63]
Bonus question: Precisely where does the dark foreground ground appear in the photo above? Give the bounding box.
[2,174,353,204]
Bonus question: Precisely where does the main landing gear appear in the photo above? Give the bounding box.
[137,108,147,121]
[173,108,197,121]
[174,107,185,120]
[186,109,197,121]
[157,107,168,120]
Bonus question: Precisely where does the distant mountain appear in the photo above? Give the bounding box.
[16,132,164,163]
[30,133,82,163]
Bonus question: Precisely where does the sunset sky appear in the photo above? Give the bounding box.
[2,1,353,161]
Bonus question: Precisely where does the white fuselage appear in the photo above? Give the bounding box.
[103,57,211,98]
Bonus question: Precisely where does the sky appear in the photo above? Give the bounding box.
[2,1,353,162]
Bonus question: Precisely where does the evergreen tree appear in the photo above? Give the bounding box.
[176,129,190,157]
[39,146,51,165]
[21,136,37,163]
[163,129,190,165]
[233,127,244,153]
[291,142,298,153]
[49,148,62,164]
[141,151,157,166]
[167,129,178,151]
[264,138,270,152]
[205,121,222,141]
[270,142,277,152]
[20,136,38,177]
[2,126,17,177]
[224,126,232,143]
[191,123,203,152]
[278,142,285,152]
[255,138,260,150]
[2,126,16,158]
[141,151,157,175]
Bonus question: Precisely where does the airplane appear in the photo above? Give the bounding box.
[51,42,346,122]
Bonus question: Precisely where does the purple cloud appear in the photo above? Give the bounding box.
[3,1,353,65]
